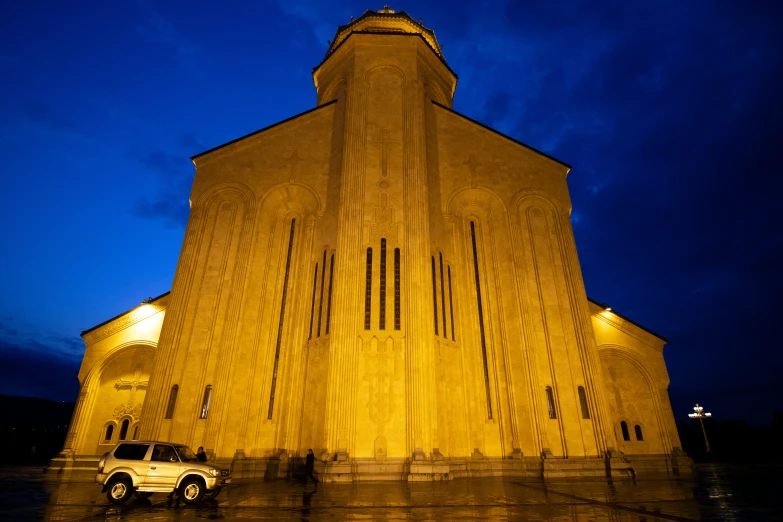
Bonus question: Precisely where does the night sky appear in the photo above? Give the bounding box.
[1,1,780,424]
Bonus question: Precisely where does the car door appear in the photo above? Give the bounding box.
[146,444,182,488]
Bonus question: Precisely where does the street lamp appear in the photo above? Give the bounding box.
[688,403,712,453]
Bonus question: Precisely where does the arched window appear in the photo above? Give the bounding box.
[119,419,129,441]
[132,424,139,440]
[104,424,114,442]
[577,386,590,419]
[200,385,213,419]
[545,386,557,419]
[621,421,630,441]
[635,424,643,441]
[165,384,179,419]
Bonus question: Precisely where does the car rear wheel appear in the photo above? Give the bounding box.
[204,488,221,500]
[179,476,206,505]
[106,476,134,504]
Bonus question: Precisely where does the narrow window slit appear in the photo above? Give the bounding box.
[578,386,590,419]
[448,265,455,341]
[326,253,334,334]
[394,248,401,330]
[165,385,179,419]
[380,239,387,330]
[471,221,493,419]
[546,386,557,419]
[317,250,326,337]
[308,264,318,339]
[267,219,295,419]
[201,385,213,419]
[439,253,447,337]
[431,256,439,335]
[364,248,373,330]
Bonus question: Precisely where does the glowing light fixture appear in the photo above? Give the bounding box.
[688,403,712,453]
[141,297,154,305]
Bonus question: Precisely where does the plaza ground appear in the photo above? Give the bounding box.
[0,463,779,521]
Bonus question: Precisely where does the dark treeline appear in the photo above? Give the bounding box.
[677,412,783,463]
[0,395,74,465]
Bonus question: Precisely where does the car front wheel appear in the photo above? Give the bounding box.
[179,477,206,505]
[204,488,221,500]
[106,476,134,504]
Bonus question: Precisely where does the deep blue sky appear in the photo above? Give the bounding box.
[1,1,780,424]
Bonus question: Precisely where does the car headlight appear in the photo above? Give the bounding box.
[209,468,220,477]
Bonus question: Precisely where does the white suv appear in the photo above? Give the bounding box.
[96,441,231,504]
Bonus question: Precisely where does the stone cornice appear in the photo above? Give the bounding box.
[81,294,169,346]
[589,303,665,351]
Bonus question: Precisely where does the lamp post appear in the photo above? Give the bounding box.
[688,403,712,453]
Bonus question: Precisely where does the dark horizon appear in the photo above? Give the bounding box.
[1,1,781,426]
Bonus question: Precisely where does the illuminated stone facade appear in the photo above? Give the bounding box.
[53,8,691,479]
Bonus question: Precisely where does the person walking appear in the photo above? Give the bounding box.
[304,449,319,485]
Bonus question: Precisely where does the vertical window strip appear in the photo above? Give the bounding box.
[546,386,557,419]
[326,253,335,334]
[471,221,493,419]
[308,264,318,339]
[380,239,387,330]
[431,256,439,335]
[439,253,447,337]
[267,219,296,419]
[578,386,590,419]
[364,248,373,330]
[317,250,326,337]
[394,248,401,330]
[165,385,179,419]
[201,384,213,419]
[448,266,455,341]
[120,419,129,440]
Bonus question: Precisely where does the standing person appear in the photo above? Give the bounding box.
[304,449,319,485]
[196,446,208,462]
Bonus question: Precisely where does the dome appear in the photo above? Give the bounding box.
[325,6,445,61]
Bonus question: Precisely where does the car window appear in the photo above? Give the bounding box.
[113,444,150,460]
[151,444,179,463]
[175,445,198,462]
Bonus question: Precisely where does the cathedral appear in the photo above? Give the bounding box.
[52,7,691,480]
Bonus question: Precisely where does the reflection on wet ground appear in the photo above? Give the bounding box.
[0,463,779,521]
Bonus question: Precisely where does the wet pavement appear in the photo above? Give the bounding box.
[0,463,780,521]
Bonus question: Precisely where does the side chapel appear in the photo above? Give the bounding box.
[52,7,692,480]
